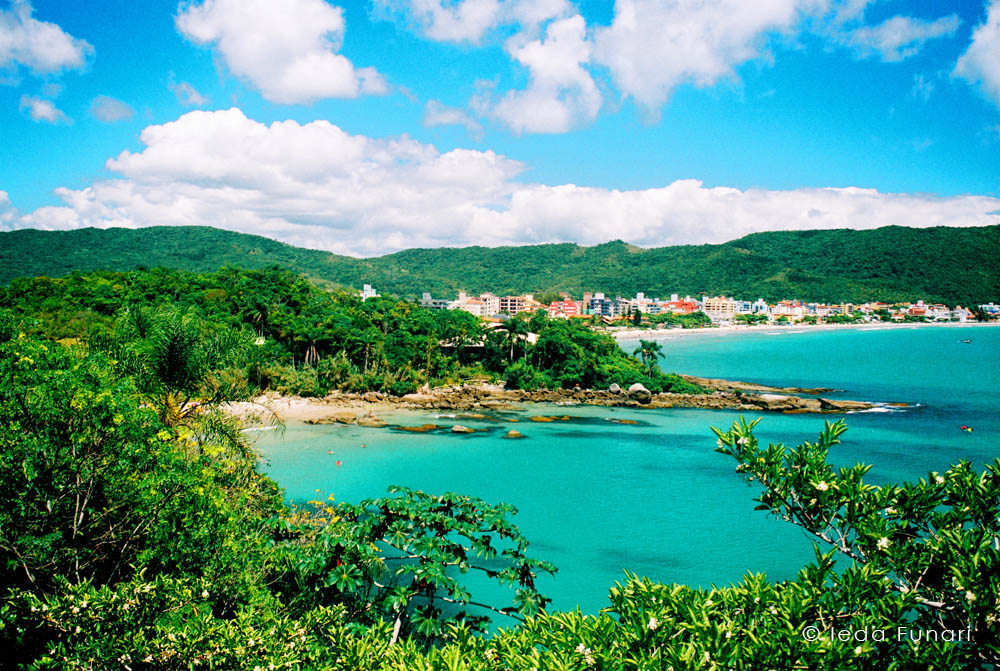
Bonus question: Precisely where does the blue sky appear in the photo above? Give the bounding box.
[1,0,998,255]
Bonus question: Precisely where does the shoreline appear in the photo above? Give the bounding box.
[228,377,891,426]
[608,320,1000,342]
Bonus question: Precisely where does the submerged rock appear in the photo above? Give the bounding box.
[398,424,439,432]
[451,424,475,433]
[504,430,524,439]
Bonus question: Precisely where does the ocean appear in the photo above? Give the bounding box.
[255,325,999,615]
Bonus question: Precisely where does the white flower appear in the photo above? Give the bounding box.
[815,481,829,492]
[167,633,176,642]
[717,438,724,448]
[704,599,713,607]
[877,537,891,550]
[201,590,209,599]
[576,643,587,654]
[966,590,977,603]
[854,645,863,655]
[71,607,79,614]
[144,656,153,663]
[736,437,749,446]
[703,651,711,663]
[935,475,945,485]
[648,616,659,631]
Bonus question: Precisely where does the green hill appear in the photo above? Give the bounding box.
[1,224,997,304]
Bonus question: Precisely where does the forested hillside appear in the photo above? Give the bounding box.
[2,224,997,304]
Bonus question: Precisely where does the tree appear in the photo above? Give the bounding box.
[495,316,529,364]
[96,305,262,457]
[714,417,1000,666]
[632,339,663,376]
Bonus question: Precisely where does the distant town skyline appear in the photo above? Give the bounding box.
[2,0,999,256]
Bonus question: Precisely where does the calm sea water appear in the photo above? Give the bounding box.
[255,325,999,615]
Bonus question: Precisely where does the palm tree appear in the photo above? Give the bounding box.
[632,339,663,376]
[102,306,261,457]
[496,317,529,364]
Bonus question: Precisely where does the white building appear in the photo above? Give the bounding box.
[360,284,379,301]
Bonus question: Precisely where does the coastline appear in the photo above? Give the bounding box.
[228,377,889,426]
[608,320,1000,342]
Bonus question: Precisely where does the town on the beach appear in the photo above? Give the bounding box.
[359,284,1000,327]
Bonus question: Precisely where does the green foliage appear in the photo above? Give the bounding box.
[3,327,999,668]
[714,417,1000,666]
[3,224,998,304]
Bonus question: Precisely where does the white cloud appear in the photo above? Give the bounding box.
[19,94,68,123]
[910,73,935,101]
[176,0,386,104]
[423,99,483,138]
[592,0,809,111]
[373,0,502,43]
[89,95,133,123]
[8,109,999,255]
[0,0,92,77]
[484,14,600,134]
[848,14,959,62]
[169,79,209,107]
[0,190,14,226]
[954,1,1000,107]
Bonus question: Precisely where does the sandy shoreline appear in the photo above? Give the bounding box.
[608,320,1000,342]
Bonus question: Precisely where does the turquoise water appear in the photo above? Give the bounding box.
[256,325,999,615]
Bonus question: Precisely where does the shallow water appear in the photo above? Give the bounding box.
[256,325,999,614]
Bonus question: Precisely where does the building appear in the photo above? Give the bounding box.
[588,292,619,317]
[702,296,738,323]
[478,293,501,315]
[360,284,379,301]
[499,295,531,316]
[420,292,452,310]
[449,291,487,317]
[547,299,581,318]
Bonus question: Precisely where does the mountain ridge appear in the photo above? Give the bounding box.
[1,224,997,305]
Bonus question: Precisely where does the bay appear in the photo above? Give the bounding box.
[255,325,999,615]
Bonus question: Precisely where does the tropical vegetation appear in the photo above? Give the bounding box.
[2,223,998,304]
[0,266,702,397]
[1,311,996,669]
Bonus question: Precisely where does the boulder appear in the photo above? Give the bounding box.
[356,416,386,428]
[609,383,622,394]
[627,383,652,404]
[504,430,525,439]
[451,424,475,433]
[305,410,359,425]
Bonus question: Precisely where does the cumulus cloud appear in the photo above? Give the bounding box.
[176,0,386,104]
[0,0,92,78]
[169,79,209,106]
[847,14,959,62]
[8,109,999,254]
[373,0,502,43]
[89,95,133,123]
[482,14,600,134]
[592,0,809,111]
[19,94,68,123]
[0,190,15,226]
[954,1,1000,107]
[423,99,483,138]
